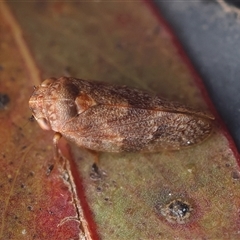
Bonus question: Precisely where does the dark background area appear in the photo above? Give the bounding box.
[155,0,240,151]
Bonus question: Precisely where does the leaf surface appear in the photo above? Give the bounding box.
[0,2,239,239]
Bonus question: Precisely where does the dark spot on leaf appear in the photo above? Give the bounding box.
[27,206,33,211]
[92,162,99,174]
[28,171,34,177]
[160,199,192,224]
[21,145,27,150]
[231,170,240,180]
[115,42,124,49]
[0,93,10,110]
[225,163,231,167]
[46,164,54,175]
[90,163,102,180]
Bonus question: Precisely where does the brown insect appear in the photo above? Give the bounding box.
[29,77,214,154]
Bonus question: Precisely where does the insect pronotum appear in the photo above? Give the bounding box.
[29,77,214,153]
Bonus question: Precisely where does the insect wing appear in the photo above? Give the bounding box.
[60,103,213,152]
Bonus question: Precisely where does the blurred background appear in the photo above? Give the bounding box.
[156,0,240,151]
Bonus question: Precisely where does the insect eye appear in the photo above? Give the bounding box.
[41,78,57,87]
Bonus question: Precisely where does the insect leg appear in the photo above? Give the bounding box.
[53,132,62,159]
[88,150,102,180]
